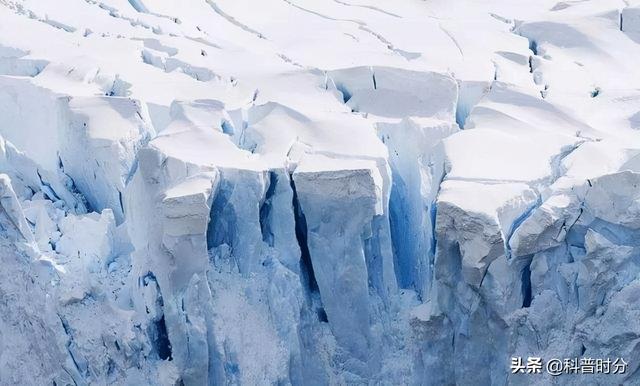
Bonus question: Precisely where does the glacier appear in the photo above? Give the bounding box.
[0,0,639,385]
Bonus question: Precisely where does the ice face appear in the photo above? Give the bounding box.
[0,0,639,385]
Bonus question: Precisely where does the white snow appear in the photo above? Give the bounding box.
[0,0,639,385]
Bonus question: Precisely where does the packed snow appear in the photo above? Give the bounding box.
[0,0,639,385]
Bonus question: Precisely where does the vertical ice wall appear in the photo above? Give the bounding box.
[0,0,639,385]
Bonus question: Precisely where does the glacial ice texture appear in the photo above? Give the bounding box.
[0,0,639,385]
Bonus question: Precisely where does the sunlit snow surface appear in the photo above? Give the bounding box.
[0,0,639,384]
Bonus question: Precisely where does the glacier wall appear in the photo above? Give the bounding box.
[0,0,640,385]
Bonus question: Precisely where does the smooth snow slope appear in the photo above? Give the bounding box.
[0,0,639,385]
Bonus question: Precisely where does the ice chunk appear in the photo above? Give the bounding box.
[435,180,538,289]
[61,97,153,224]
[0,174,34,244]
[584,171,640,229]
[509,193,583,257]
[293,157,390,360]
[329,66,458,120]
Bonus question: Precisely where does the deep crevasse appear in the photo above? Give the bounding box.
[0,0,640,385]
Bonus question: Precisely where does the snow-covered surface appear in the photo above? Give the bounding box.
[0,0,639,385]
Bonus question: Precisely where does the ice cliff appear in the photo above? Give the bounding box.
[0,0,639,385]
